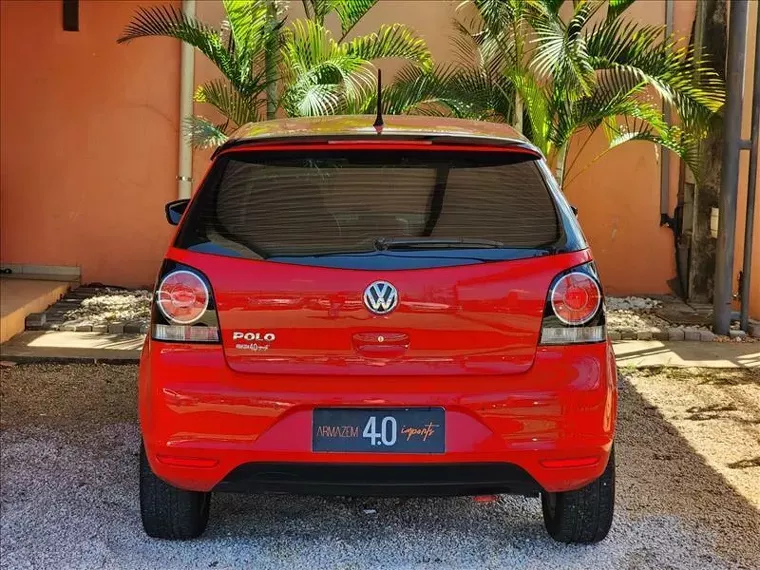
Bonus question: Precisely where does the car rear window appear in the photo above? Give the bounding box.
[176,149,564,264]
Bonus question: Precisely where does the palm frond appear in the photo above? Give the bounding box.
[333,0,379,40]
[118,6,239,86]
[529,1,595,96]
[369,63,466,116]
[586,19,725,112]
[535,0,566,16]
[282,19,344,76]
[606,0,637,22]
[509,70,551,153]
[281,19,373,115]
[302,0,335,25]
[194,79,264,127]
[183,116,230,149]
[285,82,343,116]
[604,119,704,183]
[221,0,270,63]
[345,24,433,71]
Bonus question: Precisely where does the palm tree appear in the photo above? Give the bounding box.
[118,0,432,148]
[387,0,724,188]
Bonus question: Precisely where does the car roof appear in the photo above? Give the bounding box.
[215,115,540,157]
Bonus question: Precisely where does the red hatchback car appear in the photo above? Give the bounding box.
[139,115,617,544]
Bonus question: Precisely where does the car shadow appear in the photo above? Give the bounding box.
[193,376,760,569]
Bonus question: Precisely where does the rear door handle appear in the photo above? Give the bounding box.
[352,332,409,357]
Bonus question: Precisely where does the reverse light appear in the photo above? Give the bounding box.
[540,326,605,345]
[153,323,219,342]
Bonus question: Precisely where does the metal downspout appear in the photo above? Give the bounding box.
[177,0,196,200]
[739,7,760,330]
[659,0,674,223]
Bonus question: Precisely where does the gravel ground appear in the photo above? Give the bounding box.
[1,365,759,570]
[605,296,671,331]
[62,289,151,326]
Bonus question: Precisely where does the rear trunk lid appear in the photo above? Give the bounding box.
[170,248,590,375]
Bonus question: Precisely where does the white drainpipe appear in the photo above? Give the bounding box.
[177,0,196,199]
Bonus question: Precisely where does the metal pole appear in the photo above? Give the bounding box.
[177,0,196,199]
[714,0,750,335]
[659,0,674,219]
[740,5,760,330]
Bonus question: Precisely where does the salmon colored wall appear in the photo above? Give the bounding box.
[0,0,758,317]
[0,0,180,287]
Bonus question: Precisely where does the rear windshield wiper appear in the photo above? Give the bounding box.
[374,237,506,251]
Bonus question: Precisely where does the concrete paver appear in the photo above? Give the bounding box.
[613,340,759,368]
[0,331,143,363]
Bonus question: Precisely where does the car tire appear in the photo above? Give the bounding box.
[139,443,210,540]
[540,446,615,544]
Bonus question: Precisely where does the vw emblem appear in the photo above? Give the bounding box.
[363,281,398,315]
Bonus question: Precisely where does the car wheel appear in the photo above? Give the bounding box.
[139,443,210,540]
[541,446,615,544]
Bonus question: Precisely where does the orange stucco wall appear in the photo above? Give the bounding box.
[0,0,758,317]
[0,0,180,287]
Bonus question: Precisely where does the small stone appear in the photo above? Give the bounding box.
[684,329,701,341]
[25,313,46,329]
[61,323,78,332]
[621,328,637,340]
[607,330,622,341]
[636,330,653,341]
[652,328,669,341]
[668,328,685,341]
[0,361,17,368]
[699,330,716,342]
[749,322,760,339]
[729,329,747,339]
[108,323,125,334]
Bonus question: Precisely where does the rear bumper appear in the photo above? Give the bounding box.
[139,340,617,495]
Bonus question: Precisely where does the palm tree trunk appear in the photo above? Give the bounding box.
[686,0,726,302]
[514,95,523,133]
[265,0,278,120]
[555,144,569,189]
[514,16,524,134]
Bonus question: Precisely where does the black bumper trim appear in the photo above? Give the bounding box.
[213,462,542,497]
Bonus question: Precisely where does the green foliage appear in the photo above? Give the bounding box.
[119,0,724,185]
[119,0,430,147]
[389,0,724,186]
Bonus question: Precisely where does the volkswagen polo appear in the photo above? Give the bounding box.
[139,115,617,544]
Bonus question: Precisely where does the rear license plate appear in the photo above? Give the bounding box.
[313,408,445,453]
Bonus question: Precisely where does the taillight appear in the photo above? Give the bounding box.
[152,263,220,343]
[550,272,601,325]
[540,264,605,345]
[157,270,208,324]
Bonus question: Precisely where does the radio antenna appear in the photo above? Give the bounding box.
[373,69,384,134]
